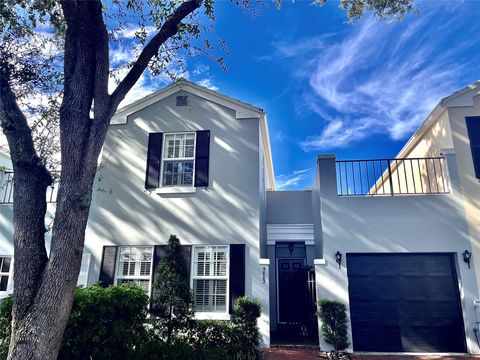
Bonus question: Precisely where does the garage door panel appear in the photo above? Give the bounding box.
[347,253,466,353]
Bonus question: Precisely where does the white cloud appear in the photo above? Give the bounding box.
[294,14,479,151]
[293,168,312,175]
[257,34,334,61]
[275,168,312,189]
[197,78,219,91]
[118,26,157,39]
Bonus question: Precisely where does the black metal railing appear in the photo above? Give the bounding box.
[335,157,449,196]
[0,171,60,204]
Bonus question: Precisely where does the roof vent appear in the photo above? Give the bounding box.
[176,95,188,106]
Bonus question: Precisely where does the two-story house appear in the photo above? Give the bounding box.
[2,79,480,354]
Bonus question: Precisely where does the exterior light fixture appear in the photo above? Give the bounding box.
[288,243,294,256]
[335,251,342,269]
[463,250,472,269]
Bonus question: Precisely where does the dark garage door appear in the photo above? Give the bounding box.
[347,253,466,353]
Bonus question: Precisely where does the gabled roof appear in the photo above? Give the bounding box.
[111,78,264,124]
[440,80,480,107]
[110,78,275,190]
[396,80,480,159]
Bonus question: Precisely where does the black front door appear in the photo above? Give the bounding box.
[277,258,307,323]
[347,253,467,353]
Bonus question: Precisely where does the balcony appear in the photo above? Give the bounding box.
[0,171,60,204]
[335,157,449,196]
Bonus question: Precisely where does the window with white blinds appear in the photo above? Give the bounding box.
[161,132,196,187]
[192,246,229,313]
[0,256,11,292]
[116,246,153,293]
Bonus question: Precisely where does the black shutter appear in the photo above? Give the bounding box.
[145,132,163,189]
[99,246,117,287]
[181,245,192,279]
[229,244,245,313]
[150,245,167,311]
[194,130,210,187]
[466,116,480,179]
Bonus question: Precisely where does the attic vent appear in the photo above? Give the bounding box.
[176,95,188,106]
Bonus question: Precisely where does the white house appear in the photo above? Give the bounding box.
[1,79,480,354]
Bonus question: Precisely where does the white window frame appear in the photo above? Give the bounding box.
[0,256,13,296]
[159,132,196,189]
[190,245,230,320]
[114,246,154,296]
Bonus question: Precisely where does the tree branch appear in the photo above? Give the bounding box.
[109,0,202,113]
[0,67,49,177]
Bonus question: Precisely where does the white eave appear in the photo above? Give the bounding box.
[396,80,480,159]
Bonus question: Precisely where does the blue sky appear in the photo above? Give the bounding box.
[114,0,480,190]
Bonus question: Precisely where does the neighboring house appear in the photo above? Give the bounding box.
[1,79,480,354]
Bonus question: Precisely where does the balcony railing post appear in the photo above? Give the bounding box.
[387,159,394,196]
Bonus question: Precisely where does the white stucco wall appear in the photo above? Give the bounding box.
[447,94,480,296]
[84,89,270,344]
[314,153,480,354]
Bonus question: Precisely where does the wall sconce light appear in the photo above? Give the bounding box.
[335,251,342,269]
[288,243,294,256]
[463,250,472,269]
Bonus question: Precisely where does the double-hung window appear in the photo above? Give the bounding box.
[0,256,12,292]
[162,132,196,187]
[191,246,229,313]
[115,246,153,293]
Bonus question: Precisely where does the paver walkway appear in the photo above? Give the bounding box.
[260,348,480,360]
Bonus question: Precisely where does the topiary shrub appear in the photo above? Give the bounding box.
[150,234,194,344]
[318,299,350,351]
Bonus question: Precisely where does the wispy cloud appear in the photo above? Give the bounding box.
[287,13,480,151]
[293,168,311,174]
[257,34,333,61]
[275,168,312,189]
[197,78,219,91]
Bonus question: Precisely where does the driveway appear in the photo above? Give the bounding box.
[260,348,480,360]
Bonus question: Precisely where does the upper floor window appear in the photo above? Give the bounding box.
[0,256,12,291]
[145,131,210,190]
[162,132,196,187]
[191,245,229,313]
[466,116,480,179]
[115,246,153,293]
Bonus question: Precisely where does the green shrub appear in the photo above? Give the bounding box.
[60,284,149,359]
[233,296,261,359]
[188,320,237,358]
[318,299,350,351]
[0,296,12,359]
[0,286,149,360]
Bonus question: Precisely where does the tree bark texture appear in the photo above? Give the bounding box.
[0,1,202,359]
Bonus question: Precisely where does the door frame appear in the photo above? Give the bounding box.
[276,257,306,324]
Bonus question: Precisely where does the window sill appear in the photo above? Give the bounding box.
[194,312,231,321]
[155,186,197,194]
